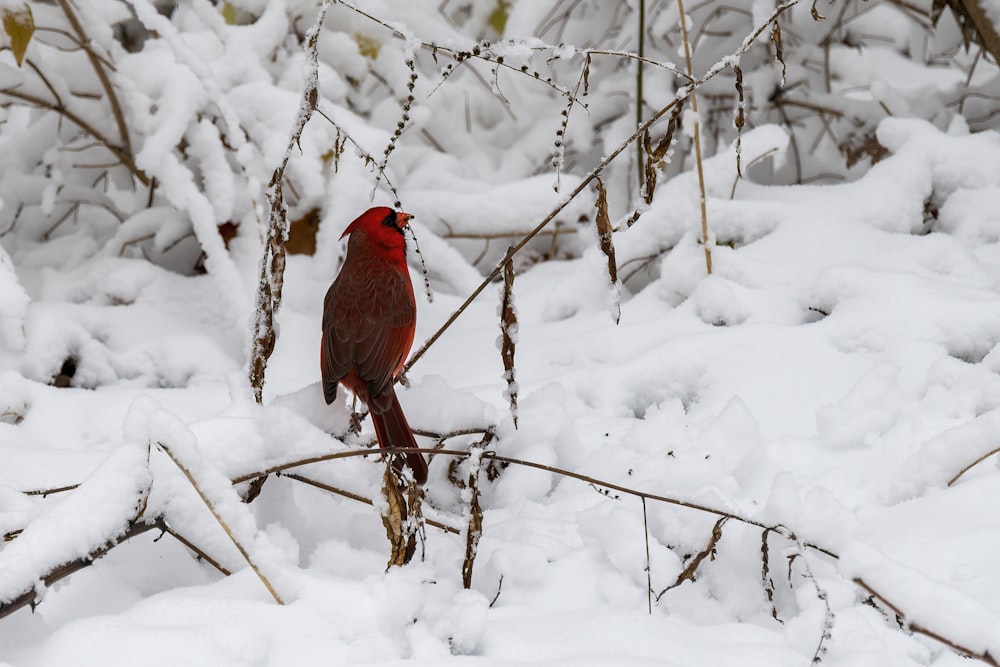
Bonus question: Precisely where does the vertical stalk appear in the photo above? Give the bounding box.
[676,0,712,274]
[636,0,646,194]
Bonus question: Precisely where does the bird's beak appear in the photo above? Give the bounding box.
[397,212,413,227]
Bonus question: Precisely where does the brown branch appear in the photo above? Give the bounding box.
[282,472,461,534]
[233,445,836,558]
[22,483,80,496]
[0,85,149,186]
[947,446,1000,486]
[56,0,132,158]
[0,518,162,620]
[855,578,1000,667]
[158,523,232,576]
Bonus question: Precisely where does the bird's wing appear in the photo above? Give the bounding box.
[322,259,415,408]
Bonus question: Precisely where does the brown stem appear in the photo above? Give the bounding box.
[0,519,162,619]
[283,472,461,534]
[56,0,132,158]
[855,578,1000,666]
[0,85,149,186]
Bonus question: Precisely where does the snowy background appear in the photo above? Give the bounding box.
[3,0,1000,664]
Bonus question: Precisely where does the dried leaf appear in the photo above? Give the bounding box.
[771,23,786,87]
[932,0,1000,64]
[286,207,320,256]
[839,130,889,168]
[499,252,519,427]
[381,466,415,568]
[810,0,826,21]
[659,517,728,599]
[487,0,510,36]
[594,178,619,290]
[761,528,784,624]
[733,64,745,178]
[461,466,483,589]
[220,2,238,25]
[354,33,380,60]
[217,221,239,250]
[2,5,34,68]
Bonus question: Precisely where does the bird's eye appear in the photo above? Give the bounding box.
[381,211,404,233]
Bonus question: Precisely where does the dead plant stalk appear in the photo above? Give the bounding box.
[159,443,284,605]
[676,0,712,274]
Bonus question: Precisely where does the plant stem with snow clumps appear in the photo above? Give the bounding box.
[499,249,519,427]
[249,0,333,404]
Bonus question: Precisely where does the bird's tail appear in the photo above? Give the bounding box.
[370,386,428,484]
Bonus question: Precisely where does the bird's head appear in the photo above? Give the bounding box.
[341,206,412,254]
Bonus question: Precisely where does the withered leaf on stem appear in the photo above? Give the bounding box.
[594,178,619,288]
[771,23,786,87]
[658,516,728,597]
[810,0,825,21]
[2,6,34,68]
[761,527,784,624]
[640,102,683,206]
[382,466,415,568]
[931,0,1000,67]
[500,252,519,428]
[462,466,483,589]
[733,63,745,178]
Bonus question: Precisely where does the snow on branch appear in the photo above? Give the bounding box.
[0,444,152,617]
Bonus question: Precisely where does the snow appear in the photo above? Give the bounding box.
[3,1,1000,665]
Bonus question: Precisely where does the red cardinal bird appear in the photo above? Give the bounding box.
[321,207,428,484]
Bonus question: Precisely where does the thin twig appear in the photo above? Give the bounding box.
[158,523,232,576]
[234,445,837,558]
[676,0,712,275]
[283,472,461,534]
[642,496,652,613]
[855,578,1000,667]
[947,446,1000,486]
[0,519,162,620]
[56,0,132,159]
[0,83,149,186]
[158,443,284,605]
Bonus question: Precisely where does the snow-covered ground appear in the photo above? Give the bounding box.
[3,115,1000,665]
[3,0,1000,665]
